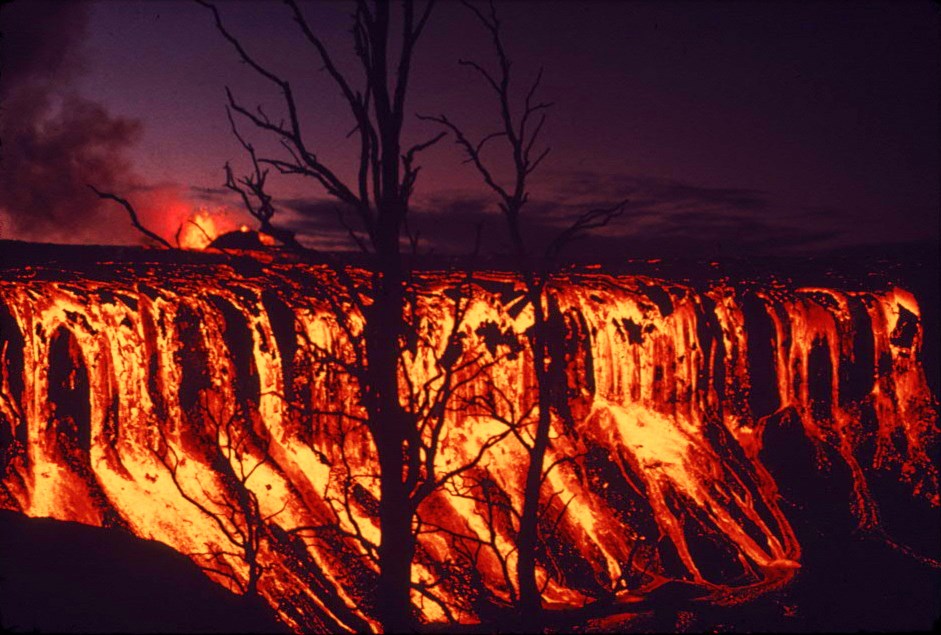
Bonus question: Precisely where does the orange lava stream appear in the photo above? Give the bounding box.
[0,266,937,632]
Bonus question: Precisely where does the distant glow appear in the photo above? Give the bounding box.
[178,208,237,250]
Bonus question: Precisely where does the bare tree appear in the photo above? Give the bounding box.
[280,264,516,626]
[421,0,626,625]
[222,108,307,252]
[154,395,281,597]
[197,0,437,626]
[196,1,526,630]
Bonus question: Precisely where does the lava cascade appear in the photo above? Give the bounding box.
[0,263,937,632]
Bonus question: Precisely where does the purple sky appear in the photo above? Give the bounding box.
[2,0,938,257]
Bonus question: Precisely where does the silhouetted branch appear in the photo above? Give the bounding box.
[224,109,272,221]
[545,199,629,261]
[86,185,173,249]
[201,2,529,629]
[153,396,275,596]
[422,2,630,622]
[199,1,363,213]
[402,131,447,201]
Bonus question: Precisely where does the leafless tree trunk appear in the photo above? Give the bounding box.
[198,1,437,627]
[197,1,520,630]
[421,1,626,626]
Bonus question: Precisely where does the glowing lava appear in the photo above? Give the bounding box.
[0,263,937,632]
[177,209,236,250]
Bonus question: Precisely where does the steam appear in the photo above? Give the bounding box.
[0,1,145,244]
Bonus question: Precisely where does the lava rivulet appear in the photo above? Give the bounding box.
[0,263,937,631]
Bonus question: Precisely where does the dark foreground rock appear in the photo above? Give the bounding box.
[0,510,288,634]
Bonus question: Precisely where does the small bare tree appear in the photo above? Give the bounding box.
[421,0,626,625]
[276,264,517,626]
[199,1,524,629]
[196,0,440,626]
[222,108,307,252]
[154,394,281,597]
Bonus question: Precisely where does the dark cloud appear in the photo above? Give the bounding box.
[0,0,143,243]
[406,172,838,259]
[409,192,502,254]
[417,193,496,219]
[247,170,846,260]
[273,194,502,254]
[533,171,845,257]
[277,197,364,252]
[0,0,88,91]
[281,197,348,220]
[552,171,770,216]
[188,185,232,203]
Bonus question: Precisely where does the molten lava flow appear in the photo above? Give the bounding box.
[0,264,937,632]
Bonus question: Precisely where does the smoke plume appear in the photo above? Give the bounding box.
[0,0,145,244]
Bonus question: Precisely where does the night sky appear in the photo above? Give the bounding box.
[1,0,938,258]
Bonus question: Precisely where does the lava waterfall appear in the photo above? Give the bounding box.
[0,262,937,632]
